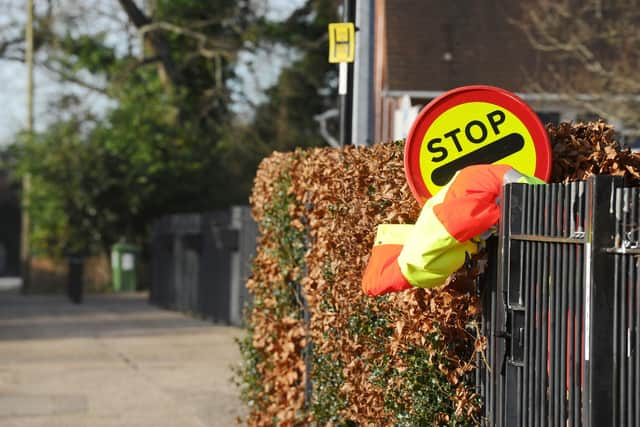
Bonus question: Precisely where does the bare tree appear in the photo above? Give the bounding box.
[512,0,640,129]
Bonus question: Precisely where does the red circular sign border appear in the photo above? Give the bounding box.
[404,85,552,205]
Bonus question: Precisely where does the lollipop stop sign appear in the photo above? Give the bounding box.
[404,85,552,205]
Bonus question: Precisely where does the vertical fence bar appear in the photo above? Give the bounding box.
[540,241,549,425]
[629,252,636,426]
[525,184,534,427]
[614,251,622,427]
[536,184,544,427]
[525,238,533,427]
[570,182,577,237]
[536,186,550,426]
[621,188,629,427]
[577,181,585,235]
[574,241,582,426]
[553,240,562,427]
[533,188,542,427]
[635,253,640,427]
[626,188,632,426]
[557,181,566,425]
[628,187,636,425]
[613,251,621,427]
[560,185,567,426]
[541,185,549,425]
[576,179,584,426]
[613,188,622,426]
[562,183,569,239]
[548,251,556,427]
[551,184,558,238]
[555,184,561,426]
[568,241,576,427]
[564,184,575,427]
[560,239,568,426]
[525,182,532,234]
[631,188,638,425]
[545,183,551,234]
[538,183,544,236]
[547,185,556,427]
[522,181,531,427]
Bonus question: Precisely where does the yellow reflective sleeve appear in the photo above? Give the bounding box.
[516,176,545,185]
[397,189,478,289]
[374,224,414,246]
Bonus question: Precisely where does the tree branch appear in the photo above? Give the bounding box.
[117,0,151,27]
[117,0,182,87]
[0,55,25,63]
[138,22,237,51]
[41,61,108,95]
[137,21,239,61]
[0,37,24,60]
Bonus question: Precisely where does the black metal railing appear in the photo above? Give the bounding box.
[479,175,639,426]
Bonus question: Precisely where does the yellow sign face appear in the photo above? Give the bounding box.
[418,102,537,196]
[328,23,355,63]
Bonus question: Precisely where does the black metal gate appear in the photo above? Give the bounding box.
[610,184,640,426]
[479,175,640,426]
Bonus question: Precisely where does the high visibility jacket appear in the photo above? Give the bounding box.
[362,164,544,296]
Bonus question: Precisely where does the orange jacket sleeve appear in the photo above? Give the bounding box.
[362,165,544,296]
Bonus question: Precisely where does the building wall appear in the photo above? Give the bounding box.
[372,0,619,143]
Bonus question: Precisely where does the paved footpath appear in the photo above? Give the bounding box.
[0,290,247,427]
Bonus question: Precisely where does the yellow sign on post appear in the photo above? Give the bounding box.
[328,23,355,63]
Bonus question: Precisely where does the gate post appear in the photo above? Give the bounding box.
[583,175,622,427]
[499,183,526,427]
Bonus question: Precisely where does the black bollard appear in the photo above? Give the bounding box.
[67,256,84,304]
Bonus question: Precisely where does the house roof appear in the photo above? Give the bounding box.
[384,0,547,93]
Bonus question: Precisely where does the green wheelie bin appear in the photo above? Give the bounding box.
[111,243,139,292]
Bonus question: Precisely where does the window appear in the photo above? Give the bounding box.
[536,112,560,126]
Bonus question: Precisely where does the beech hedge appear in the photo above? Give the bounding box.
[238,122,640,426]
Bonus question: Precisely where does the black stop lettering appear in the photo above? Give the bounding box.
[465,120,488,143]
[427,138,448,162]
[444,128,463,152]
[487,110,506,135]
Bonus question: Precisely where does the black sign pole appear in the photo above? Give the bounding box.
[339,0,355,146]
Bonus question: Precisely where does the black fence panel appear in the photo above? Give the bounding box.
[230,206,258,326]
[150,233,175,308]
[479,176,631,427]
[199,210,233,324]
[149,206,257,326]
